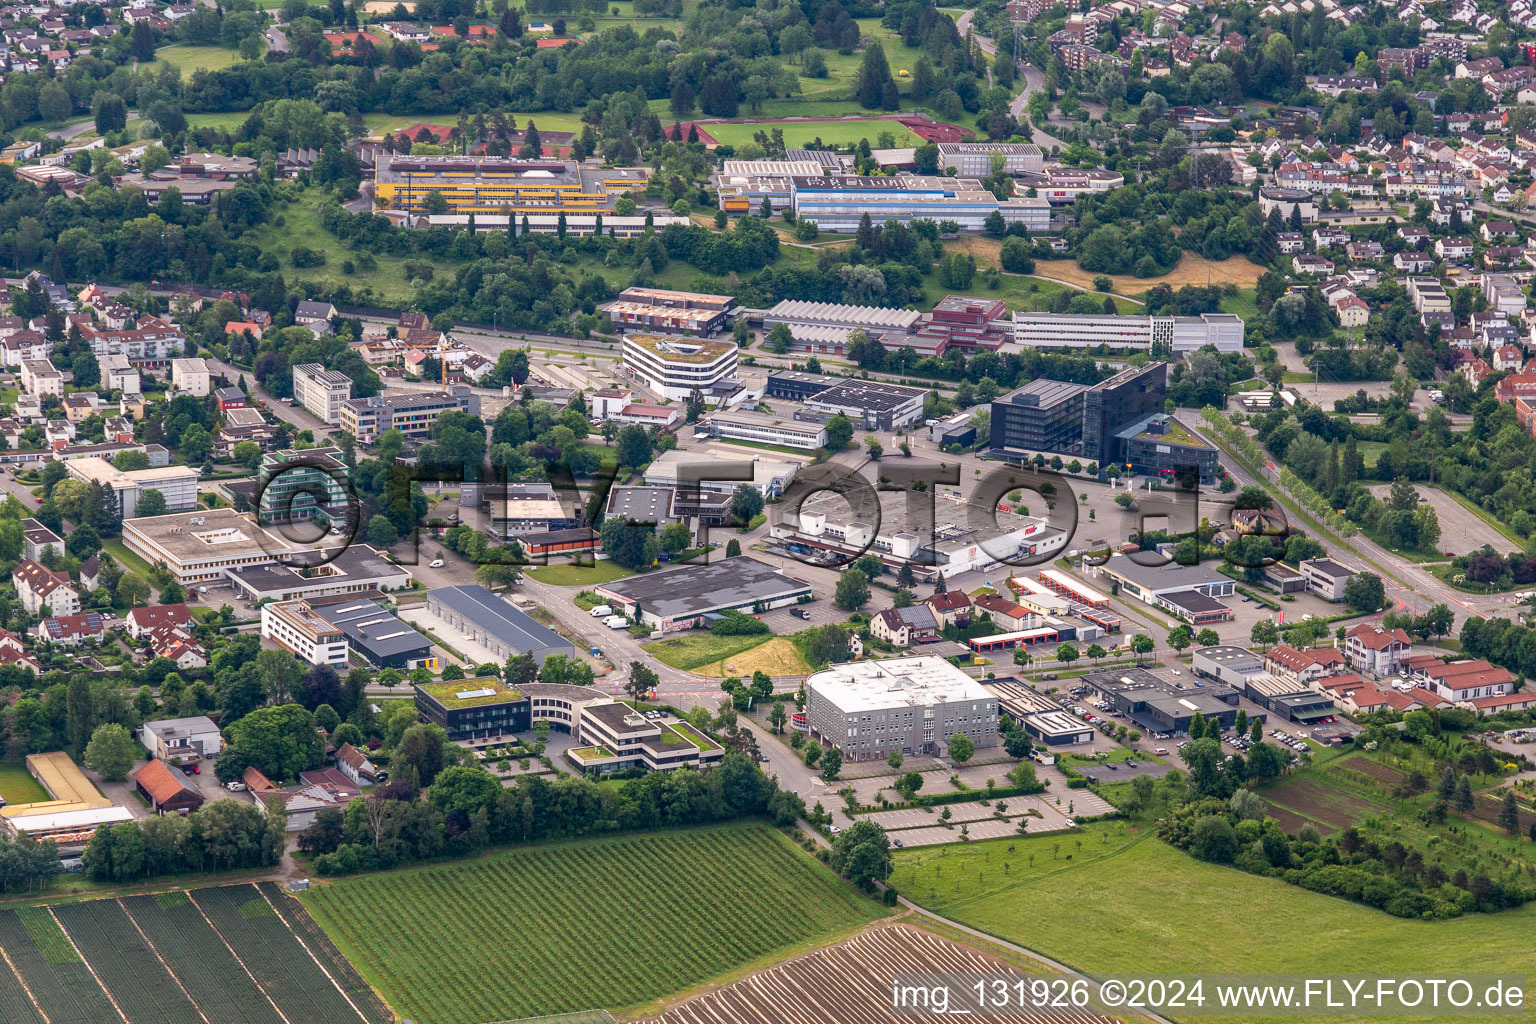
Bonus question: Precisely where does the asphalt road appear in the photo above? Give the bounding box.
[49,113,140,142]
[954,9,1070,151]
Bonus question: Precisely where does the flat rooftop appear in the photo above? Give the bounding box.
[228,544,404,595]
[804,378,928,412]
[764,300,924,330]
[597,557,811,618]
[417,677,525,709]
[981,677,1059,715]
[323,599,432,658]
[124,509,292,562]
[1161,590,1229,614]
[606,486,678,522]
[1000,378,1088,409]
[1098,553,1232,592]
[1023,710,1092,736]
[621,334,736,362]
[808,656,994,713]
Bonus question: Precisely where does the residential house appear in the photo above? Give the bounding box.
[926,591,973,628]
[33,613,107,646]
[14,558,78,615]
[1343,623,1413,675]
[870,606,939,648]
[1265,644,1347,685]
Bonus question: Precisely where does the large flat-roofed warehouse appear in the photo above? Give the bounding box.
[593,556,812,631]
[1241,673,1338,724]
[425,585,575,664]
[790,176,1051,233]
[124,508,295,585]
[320,597,438,670]
[1091,553,1234,623]
[227,544,412,603]
[372,154,649,215]
[763,370,927,430]
[1011,311,1244,354]
[1081,667,1240,737]
[760,300,923,353]
[713,159,831,215]
[805,656,998,761]
[770,468,1066,577]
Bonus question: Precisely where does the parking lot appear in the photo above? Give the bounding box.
[1367,483,1514,556]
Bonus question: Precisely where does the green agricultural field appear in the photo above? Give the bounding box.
[703,118,923,150]
[644,631,772,670]
[156,44,251,73]
[0,764,47,805]
[302,823,886,1023]
[891,827,1536,1024]
[526,560,637,586]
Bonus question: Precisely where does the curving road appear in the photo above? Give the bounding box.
[954,8,1070,151]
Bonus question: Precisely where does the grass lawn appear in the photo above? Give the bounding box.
[0,764,47,805]
[891,826,1536,1024]
[1354,440,1387,468]
[302,823,886,1023]
[243,186,468,307]
[156,44,251,73]
[526,560,637,586]
[703,118,924,150]
[667,719,721,751]
[644,632,772,671]
[1221,287,1261,321]
[102,538,155,578]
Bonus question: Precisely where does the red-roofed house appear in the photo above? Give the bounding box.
[33,613,106,646]
[973,593,1033,632]
[1497,372,1536,403]
[126,604,192,640]
[149,624,208,670]
[14,558,79,616]
[1415,659,1515,701]
[926,591,974,628]
[1340,684,1391,714]
[334,742,380,785]
[1264,644,1347,685]
[1467,691,1536,714]
[1315,672,1368,696]
[1495,344,1526,372]
[1344,623,1413,675]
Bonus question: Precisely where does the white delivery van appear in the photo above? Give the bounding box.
[589,605,613,618]
[605,615,629,629]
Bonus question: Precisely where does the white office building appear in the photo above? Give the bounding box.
[698,409,828,450]
[293,363,355,425]
[620,334,739,401]
[261,600,350,667]
[64,458,198,518]
[935,142,1045,176]
[1011,311,1245,354]
[790,176,1051,233]
[804,656,998,762]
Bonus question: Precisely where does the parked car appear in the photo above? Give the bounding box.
[224,780,246,792]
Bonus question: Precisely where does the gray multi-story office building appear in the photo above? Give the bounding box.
[804,656,997,762]
[990,362,1168,466]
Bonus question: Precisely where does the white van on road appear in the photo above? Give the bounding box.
[589,605,613,618]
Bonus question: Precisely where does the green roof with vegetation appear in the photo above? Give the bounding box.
[417,677,525,709]
[569,746,617,760]
[1136,416,1211,448]
[666,720,720,751]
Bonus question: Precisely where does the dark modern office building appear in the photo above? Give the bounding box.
[990,362,1168,465]
[989,379,1089,456]
[1081,362,1167,465]
[1119,414,1221,486]
[414,678,531,741]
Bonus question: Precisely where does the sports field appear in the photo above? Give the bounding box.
[302,823,886,1023]
[891,826,1536,1024]
[0,883,390,1024]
